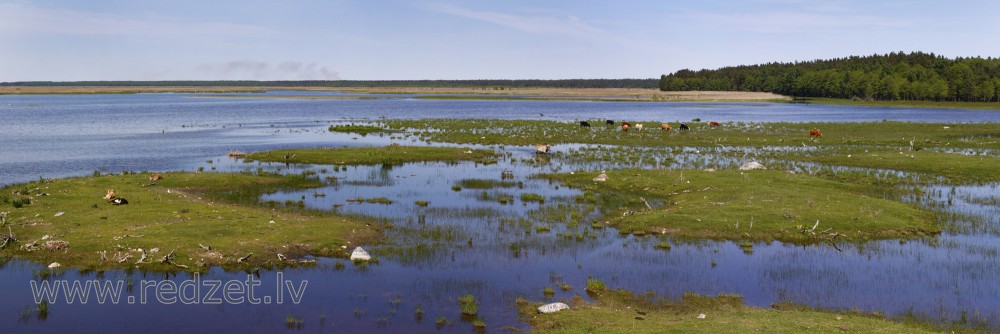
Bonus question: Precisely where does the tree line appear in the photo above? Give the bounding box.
[659,52,1000,102]
[1,79,658,89]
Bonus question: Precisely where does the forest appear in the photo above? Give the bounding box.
[659,52,1000,102]
[0,79,658,89]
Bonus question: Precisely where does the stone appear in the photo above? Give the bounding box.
[739,161,767,170]
[350,247,371,261]
[696,313,706,319]
[537,302,570,314]
[593,171,608,182]
[48,262,61,269]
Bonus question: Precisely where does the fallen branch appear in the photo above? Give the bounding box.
[198,244,211,251]
[237,253,253,263]
[136,249,148,264]
[117,253,133,263]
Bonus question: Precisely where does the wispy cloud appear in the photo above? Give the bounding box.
[425,3,608,40]
[195,61,341,80]
[700,12,917,34]
[0,2,275,40]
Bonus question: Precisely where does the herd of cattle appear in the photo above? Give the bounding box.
[536,120,824,154]
[577,119,722,132]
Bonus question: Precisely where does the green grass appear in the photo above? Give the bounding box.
[456,179,519,189]
[385,119,1000,150]
[520,193,546,203]
[328,124,398,135]
[777,148,1000,183]
[544,169,938,242]
[243,146,497,166]
[525,287,959,334]
[0,172,380,271]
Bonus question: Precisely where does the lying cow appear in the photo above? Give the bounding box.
[709,121,721,127]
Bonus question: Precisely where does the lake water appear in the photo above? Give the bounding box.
[1,92,998,333]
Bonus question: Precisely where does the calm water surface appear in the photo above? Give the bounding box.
[1,92,998,333]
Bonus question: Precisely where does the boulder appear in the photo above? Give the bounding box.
[350,247,371,261]
[739,161,767,170]
[537,302,570,314]
[48,262,61,269]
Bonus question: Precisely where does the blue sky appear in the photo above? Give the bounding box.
[1,0,997,81]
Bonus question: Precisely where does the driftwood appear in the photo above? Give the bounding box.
[136,249,148,263]
[277,254,287,261]
[198,244,211,251]
[639,197,652,210]
[117,253,133,263]
[237,253,253,263]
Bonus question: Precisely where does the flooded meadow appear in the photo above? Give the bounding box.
[1,92,998,333]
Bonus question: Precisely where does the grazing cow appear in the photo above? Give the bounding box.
[535,144,552,154]
[709,121,721,127]
[634,123,644,131]
[112,198,129,205]
[149,173,163,181]
[606,120,614,125]
[809,129,823,139]
[679,123,690,131]
[580,121,591,127]
[103,189,116,200]
[621,123,630,131]
[660,123,672,131]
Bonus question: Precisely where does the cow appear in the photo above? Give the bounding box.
[149,173,163,181]
[621,124,630,131]
[535,144,552,154]
[103,189,116,200]
[679,123,690,130]
[634,123,644,131]
[709,121,721,127]
[606,120,614,125]
[112,198,129,205]
[580,121,591,127]
[809,129,823,139]
[660,123,672,131]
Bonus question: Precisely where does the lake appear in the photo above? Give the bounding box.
[1,91,998,333]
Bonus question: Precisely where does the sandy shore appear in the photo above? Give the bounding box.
[0,86,789,102]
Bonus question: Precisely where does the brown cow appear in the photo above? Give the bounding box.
[709,121,721,127]
[809,129,823,139]
[620,121,631,131]
[660,123,672,131]
[149,173,163,181]
[103,189,116,200]
[535,144,552,154]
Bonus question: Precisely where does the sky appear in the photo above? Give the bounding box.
[1,0,998,81]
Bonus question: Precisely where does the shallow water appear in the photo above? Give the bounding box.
[1,92,999,333]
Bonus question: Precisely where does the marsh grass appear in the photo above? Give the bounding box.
[525,286,961,334]
[458,293,479,316]
[456,179,520,189]
[243,146,496,166]
[0,172,380,271]
[328,124,397,136]
[545,169,938,242]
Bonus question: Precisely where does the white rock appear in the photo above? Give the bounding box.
[350,247,371,261]
[593,171,608,182]
[48,262,61,269]
[537,302,570,314]
[696,313,706,319]
[54,212,64,217]
[41,235,51,240]
[738,161,767,170]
